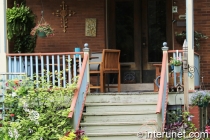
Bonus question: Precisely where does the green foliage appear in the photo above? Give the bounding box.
[190,91,210,107]
[30,22,54,37]
[175,31,208,50]
[169,57,182,66]
[6,1,36,52]
[161,110,197,140]
[59,130,89,140]
[14,34,37,53]
[0,71,78,140]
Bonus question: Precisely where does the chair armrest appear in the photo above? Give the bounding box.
[89,62,101,64]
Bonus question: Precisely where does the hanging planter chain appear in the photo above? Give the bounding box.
[39,11,46,24]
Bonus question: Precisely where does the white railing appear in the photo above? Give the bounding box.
[7,52,84,87]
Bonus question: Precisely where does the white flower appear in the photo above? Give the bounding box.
[8,128,19,140]
[29,110,39,121]
[13,129,19,140]
[22,101,30,112]
[8,129,13,138]
[12,92,17,97]
[28,128,33,133]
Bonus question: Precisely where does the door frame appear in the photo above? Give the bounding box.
[107,0,142,82]
[107,0,172,83]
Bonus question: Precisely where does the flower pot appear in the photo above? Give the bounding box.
[175,36,186,45]
[37,31,46,38]
[203,101,209,107]
[198,102,203,107]
[174,65,181,73]
[170,65,174,70]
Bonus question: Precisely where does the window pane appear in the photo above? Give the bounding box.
[115,1,134,62]
[148,0,166,62]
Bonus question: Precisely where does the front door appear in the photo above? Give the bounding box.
[107,0,172,83]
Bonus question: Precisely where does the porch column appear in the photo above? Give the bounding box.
[0,0,7,73]
[186,0,194,90]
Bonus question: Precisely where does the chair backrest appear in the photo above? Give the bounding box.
[89,52,102,70]
[102,49,120,71]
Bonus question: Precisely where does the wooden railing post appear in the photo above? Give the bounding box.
[162,42,169,83]
[183,40,189,111]
[83,43,90,92]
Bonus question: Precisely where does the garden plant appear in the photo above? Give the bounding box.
[0,71,88,140]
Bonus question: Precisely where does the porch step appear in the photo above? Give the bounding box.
[83,111,155,116]
[86,92,158,103]
[85,132,146,140]
[81,93,159,140]
[108,83,154,92]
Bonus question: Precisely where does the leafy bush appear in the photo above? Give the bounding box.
[164,110,197,139]
[6,1,36,52]
[59,130,89,140]
[0,71,78,140]
[190,91,210,107]
[175,31,208,50]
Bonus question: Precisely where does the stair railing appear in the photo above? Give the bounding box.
[68,49,90,130]
[156,42,169,132]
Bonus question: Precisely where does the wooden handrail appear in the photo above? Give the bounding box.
[68,53,88,118]
[156,52,167,114]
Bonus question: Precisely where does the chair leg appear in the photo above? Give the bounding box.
[103,73,106,92]
[100,71,104,93]
[118,71,121,92]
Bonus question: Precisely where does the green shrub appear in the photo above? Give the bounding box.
[0,71,77,140]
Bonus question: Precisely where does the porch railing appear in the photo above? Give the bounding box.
[68,53,89,130]
[156,43,169,132]
[6,52,84,86]
[6,50,90,130]
[156,42,200,132]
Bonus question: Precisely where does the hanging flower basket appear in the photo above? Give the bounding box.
[175,35,185,45]
[203,101,209,107]
[198,102,204,107]
[30,12,54,38]
[37,31,46,38]
[174,65,181,73]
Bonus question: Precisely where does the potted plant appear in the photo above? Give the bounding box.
[190,91,210,107]
[175,31,208,50]
[30,22,54,37]
[169,57,182,73]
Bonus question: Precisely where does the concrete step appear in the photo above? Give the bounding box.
[86,93,158,104]
[85,132,154,140]
[82,92,159,140]
[83,113,157,123]
[86,104,157,113]
[108,83,154,92]
[80,121,157,126]
[81,123,157,133]
[83,111,155,116]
